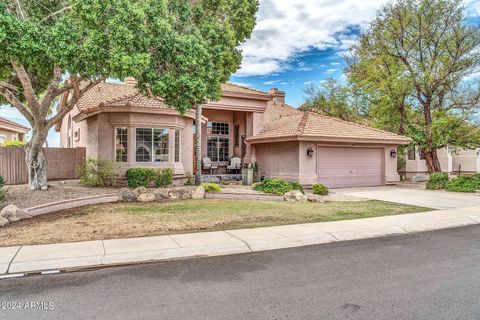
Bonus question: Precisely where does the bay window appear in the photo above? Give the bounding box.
[115,127,128,162]
[136,128,169,162]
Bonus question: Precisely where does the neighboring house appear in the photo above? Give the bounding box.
[401,146,480,179]
[0,117,29,144]
[57,80,411,188]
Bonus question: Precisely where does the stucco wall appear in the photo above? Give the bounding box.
[402,147,454,178]
[255,142,300,181]
[452,148,480,173]
[0,128,25,142]
[384,146,400,184]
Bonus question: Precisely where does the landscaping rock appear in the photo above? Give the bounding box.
[1,204,32,222]
[168,187,192,200]
[41,185,49,191]
[283,190,307,202]
[133,186,148,197]
[412,175,428,182]
[191,186,206,199]
[154,191,169,201]
[0,216,9,227]
[118,188,136,202]
[137,192,156,202]
[306,194,325,203]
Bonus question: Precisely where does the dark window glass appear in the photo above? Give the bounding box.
[136,128,152,162]
[175,130,180,162]
[207,122,229,135]
[407,147,415,160]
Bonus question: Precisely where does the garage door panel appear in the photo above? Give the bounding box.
[317,147,383,188]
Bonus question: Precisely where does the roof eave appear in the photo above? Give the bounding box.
[247,135,412,145]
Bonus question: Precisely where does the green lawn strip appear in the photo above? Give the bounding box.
[103,199,432,231]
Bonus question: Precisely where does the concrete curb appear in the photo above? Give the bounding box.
[1,205,480,277]
[24,194,118,216]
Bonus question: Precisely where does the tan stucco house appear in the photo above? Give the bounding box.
[58,80,411,188]
[0,117,29,144]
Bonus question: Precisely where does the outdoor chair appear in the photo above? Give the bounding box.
[202,157,218,174]
[227,157,241,174]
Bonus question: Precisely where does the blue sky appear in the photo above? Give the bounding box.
[2,0,480,146]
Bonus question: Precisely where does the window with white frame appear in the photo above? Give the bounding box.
[0,135,6,144]
[115,127,128,162]
[407,146,416,160]
[11,135,18,142]
[175,129,180,162]
[207,122,230,162]
[135,128,169,163]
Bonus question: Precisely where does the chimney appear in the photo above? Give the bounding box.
[269,88,286,104]
[124,77,138,87]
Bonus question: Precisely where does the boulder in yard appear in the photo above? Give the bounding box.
[283,190,307,202]
[137,192,156,202]
[118,188,136,202]
[1,204,32,222]
[306,194,325,203]
[168,187,192,200]
[133,186,148,197]
[0,216,9,227]
[154,191,169,201]
[191,186,205,199]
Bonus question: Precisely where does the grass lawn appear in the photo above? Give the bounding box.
[0,200,432,247]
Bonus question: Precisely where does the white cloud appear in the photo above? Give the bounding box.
[236,0,389,76]
[325,68,338,74]
[263,79,281,85]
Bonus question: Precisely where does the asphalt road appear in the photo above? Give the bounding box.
[2,226,480,320]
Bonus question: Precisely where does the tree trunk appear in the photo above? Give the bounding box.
[424,149,442,173]
[194,104,202,186]
[25,127,49,190]
[25,145,48,190]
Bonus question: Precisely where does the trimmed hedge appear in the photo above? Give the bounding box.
[0,175,5,202]
[446,175,477,193]
[202,183,222,193]
[472,173,480,190]
[312,183,329,195]
[126,168,156,188]
[155,168,173,187]
[426,172,449,190]
[0,176,4,189]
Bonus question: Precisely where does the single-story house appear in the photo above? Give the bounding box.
[400,146,480,179]
[58,79,411,188]
[0,117,29,144]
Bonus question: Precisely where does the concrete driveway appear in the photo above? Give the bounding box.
[334,186,480,210]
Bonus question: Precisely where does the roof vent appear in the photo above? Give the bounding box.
[124,77,138,87]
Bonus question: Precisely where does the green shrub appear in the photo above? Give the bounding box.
[426,172,449,190]
[446,175,477,193]
[202,183,222,193]
[1,140,26,147]
[76,158,118,187]
[126,168,156,188]
[0,175,5,202]
[313,183,329,195]
[472,173,480,190]
[253,178,293,195]
[184,172,194,186]
[290,182,305,194]
[155,168,173,187]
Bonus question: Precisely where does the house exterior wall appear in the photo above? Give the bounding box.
[255,142,300,182]
[0,128,26,142]
[452,148,480,174]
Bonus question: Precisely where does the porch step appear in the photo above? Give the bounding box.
[200,174,242,184]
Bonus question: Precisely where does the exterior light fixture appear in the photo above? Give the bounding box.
[307,147,314,158]
[390,149,397,158]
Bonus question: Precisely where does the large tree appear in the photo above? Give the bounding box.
[347,0,480,173]
[0,0,258,190]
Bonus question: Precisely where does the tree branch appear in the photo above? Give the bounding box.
[40,66,63,114]
[0,85,34,126]
[11,61,40,113]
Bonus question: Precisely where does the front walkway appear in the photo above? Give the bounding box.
[334,186,480,209]
[2,204,480,277]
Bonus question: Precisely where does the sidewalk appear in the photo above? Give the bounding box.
[1,205,480,276]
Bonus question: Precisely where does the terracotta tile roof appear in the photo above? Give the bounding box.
[221,83,271,98]
[248,101,411,144]
[76,82,271,113]
[0,116,30,131]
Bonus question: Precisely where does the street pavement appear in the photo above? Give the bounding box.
[2,225,480,320]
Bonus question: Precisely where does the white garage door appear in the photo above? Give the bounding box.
[317,146,383,188]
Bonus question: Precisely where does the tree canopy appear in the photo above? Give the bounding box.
[0,0,259,189]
